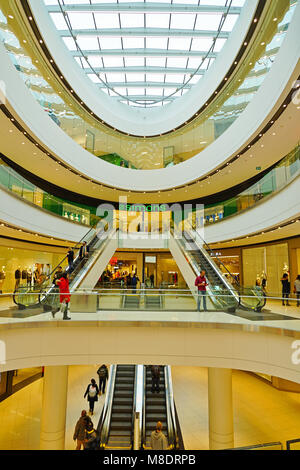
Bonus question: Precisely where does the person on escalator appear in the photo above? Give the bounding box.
[52,266,63,285]
[195,270,208,311]
[150,421,168,450]
[53,272,71,320]
[151,365,160,393]
[79,241,89,260]
[67,247,74,273]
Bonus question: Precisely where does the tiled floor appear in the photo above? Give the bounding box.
[0,365,300,450]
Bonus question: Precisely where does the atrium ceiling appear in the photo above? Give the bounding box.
[44,0,245,108]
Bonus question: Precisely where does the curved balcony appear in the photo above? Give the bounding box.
[0,0,298,174]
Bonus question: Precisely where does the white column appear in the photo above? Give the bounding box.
[208,367,234,450]
[40,365,69,450]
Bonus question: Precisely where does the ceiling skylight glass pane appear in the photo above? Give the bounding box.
[99,38,122,49]
[146,14,170,29]
[122,37,144,49]
[44,0,245,107]
[120,14,144,28]
[195,14,222,31]
[170,14,195,30]
[94,13,120,29]
[68,13,95,29]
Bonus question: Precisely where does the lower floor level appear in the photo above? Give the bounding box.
[0,365,299,450]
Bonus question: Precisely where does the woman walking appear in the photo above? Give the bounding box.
[84,379,99,416]
[53,272,71,320]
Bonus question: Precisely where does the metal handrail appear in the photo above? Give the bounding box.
[286,438,300,450]
[142,366,147,450]
[132,365,144,450]
[171,230,236,311]
[98,364,117,449]
[229,441,283,450]
[164,366,178,450]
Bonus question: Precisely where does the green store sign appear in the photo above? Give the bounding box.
[119,203,168,212]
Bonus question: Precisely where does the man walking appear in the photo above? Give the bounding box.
[195,270,208,311]
[97,364,109,394]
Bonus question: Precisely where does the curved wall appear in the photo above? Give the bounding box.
[0,186,88,242]
[0,1,299,192]
[204,175,300,244]
[0,320,300,384]
[28,0,258,136]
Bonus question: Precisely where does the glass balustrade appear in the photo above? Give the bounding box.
[0,0,297,169]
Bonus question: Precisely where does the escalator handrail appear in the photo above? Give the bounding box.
[184,221,239,287]
[70,227,117,291]
[132,365,144,450]
[182,226,240,302]
[164,366,178,450]
[184,222,264,310]
[171,230,235,310]
[98,364,117,448]
[12,226,96,306]
[142,366,147,449]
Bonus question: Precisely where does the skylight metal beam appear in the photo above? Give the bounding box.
[97,81,192,89]
[59,28,230,39]
[48,3,242,15]
[71,49,218,58]
[112,95,176,102]
[84,66,206,74]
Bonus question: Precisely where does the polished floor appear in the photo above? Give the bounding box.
[0,365,300,450]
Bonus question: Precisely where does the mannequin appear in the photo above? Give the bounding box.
[15,266,21,290]
[0,266,5,294]
[27,268,32,287]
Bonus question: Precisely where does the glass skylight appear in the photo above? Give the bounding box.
[44,0,246,107]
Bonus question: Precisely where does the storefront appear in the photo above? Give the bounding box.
[0,367,43,402]
[0,241,67,293]
[242,242,289,296]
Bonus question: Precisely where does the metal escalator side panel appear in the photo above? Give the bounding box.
[164,366,179,450]
[98,364,117,449]
[106,365,136,450]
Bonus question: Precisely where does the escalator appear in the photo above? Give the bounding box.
[171,223,266,313]
[123,295,140,309]
[13,223,116,310]
[145,294,162,310]
[98,365,136,450]
[142,366,179,450]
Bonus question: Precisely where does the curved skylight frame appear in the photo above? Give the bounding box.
[44,0,245,108]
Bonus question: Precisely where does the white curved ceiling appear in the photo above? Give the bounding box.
[44,0,245,108]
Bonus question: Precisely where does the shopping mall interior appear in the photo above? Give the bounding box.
[0,0,299,453]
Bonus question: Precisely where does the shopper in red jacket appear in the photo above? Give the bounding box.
[53,272,71,320]
[195,270,208,311]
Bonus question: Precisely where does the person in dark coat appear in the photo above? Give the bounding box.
[73,410,92,450]
[84,378,99,416]
[281,273,290,306]
[151,365,160,393]
[132,273,139,294]
[97,364,109,394]
[67,247,74,272]
[79,241,89,260]
[83,421,100,450]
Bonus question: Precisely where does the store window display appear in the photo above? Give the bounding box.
[0,246,65,293]
[0,266,5,294]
